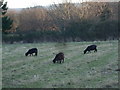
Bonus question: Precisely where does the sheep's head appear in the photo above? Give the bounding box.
[53,59,56,63]
[25,52,28,56]
[84,50,87,54]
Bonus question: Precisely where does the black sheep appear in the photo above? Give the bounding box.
[25,48,38,56]
[53,52,64,63]
[84,45,97,54]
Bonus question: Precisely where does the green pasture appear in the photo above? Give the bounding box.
[2,40,118,88]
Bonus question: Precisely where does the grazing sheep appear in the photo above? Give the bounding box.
[53,52,64,64]
[84,45,97,54]
[25,48,38,56]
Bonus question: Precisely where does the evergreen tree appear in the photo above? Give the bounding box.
[1,1,13,34]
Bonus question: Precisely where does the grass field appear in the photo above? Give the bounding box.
[2,40,118,88]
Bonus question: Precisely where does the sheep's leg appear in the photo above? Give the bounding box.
[60,60,61,64]
[95,48,97,52]
[35,52,37,56]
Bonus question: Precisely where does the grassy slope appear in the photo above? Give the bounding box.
[2,40,118,88]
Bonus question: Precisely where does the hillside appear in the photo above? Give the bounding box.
[2,40,118,88]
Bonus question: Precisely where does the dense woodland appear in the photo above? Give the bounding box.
[2,2,119,43]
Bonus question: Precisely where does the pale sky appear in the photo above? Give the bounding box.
[3,0,119,8]
[4,0,91,8]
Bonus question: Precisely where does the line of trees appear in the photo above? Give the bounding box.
[2,2,119,43]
